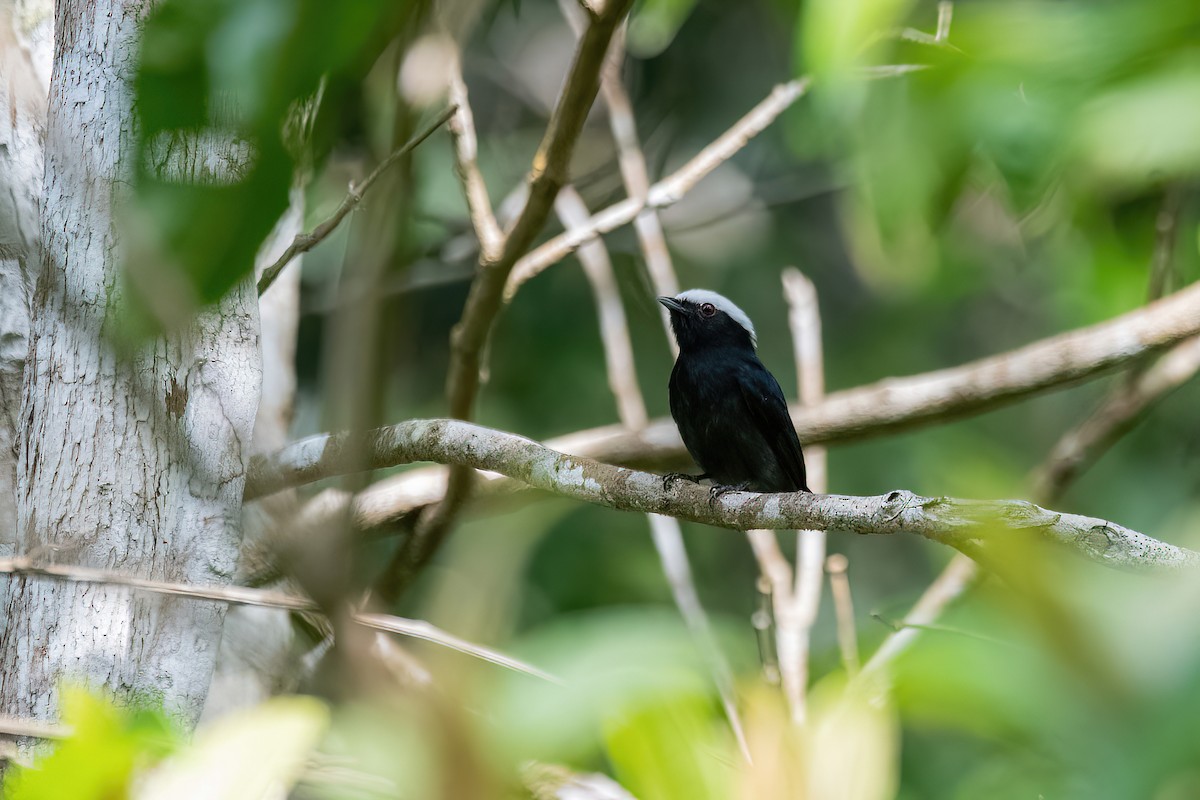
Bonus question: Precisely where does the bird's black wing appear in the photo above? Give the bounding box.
[736,363,810,492]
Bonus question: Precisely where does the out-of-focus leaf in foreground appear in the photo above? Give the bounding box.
[135,695,329,800]
[6,688,178,800]
[627,0,699,58]
[129,0,419,332]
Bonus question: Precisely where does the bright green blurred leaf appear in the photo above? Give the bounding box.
[136,696,330,800]
[1075,66,1200,186]
[130,0,421,329]
[485,608,731,764]
[604,692,731,800]
[628,0,699,58]
[7,688,178,800]
[800,0,915,78]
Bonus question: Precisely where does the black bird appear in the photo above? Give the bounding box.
[659,290,810,494]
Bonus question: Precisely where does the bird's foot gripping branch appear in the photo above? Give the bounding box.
[245,418,1200,572]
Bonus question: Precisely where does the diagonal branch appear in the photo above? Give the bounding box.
[0,556,556,682]
[448,54,504,262]
[860,194,1195,680]
[256,105,456,295]
[245,417,1200,571]
[504,77,811,297]
[401,0,635,589]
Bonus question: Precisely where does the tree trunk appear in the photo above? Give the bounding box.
[0,0,261,730]
[202,186,305,720]
[0,0,52,556]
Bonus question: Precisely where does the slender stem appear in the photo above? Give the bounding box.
[256,106,456,296]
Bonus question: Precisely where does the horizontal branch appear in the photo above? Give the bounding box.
[246,418,1199,571]
[248,278,1200,522]
[0,557,555,682]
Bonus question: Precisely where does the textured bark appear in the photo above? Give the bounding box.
[0,0,53,556]
[202,186,304,721]
[248,418,1200,572]
[0,0,261,728]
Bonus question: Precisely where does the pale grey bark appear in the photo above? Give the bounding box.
[202,186,305,722]
[0,0,261,729]
[248,418,1200,571]
[0,0,52,556]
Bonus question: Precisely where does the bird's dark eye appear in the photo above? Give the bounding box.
[699,303,717,318]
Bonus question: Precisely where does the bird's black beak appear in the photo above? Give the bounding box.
[657,296,687,313]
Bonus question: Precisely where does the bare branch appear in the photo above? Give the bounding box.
[858,193,1195,681]
[1033,335,1200,501]
[558,8,680,344]
[0,556,556,682]
[505,77,811,296]
[825,554,860,674]
[449,57,504,262]
[406,0,635,587]
[857,554,977,679]
[533,250,1200,460]
[244,417,1200,571]
[256,105,457,296]
[779,267,827,724]
[555,185,647,429]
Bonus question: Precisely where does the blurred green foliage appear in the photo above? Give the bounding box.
[130,0,422,327]
[6,689,178,800]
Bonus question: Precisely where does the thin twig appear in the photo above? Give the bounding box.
[1033,187,1191,502]
[0,714,70,740]
[505,77,811,297]
[401,0,635,590]
[857,553,977,679]
[243,417,1200,571]
[555,185,647,429]
[936,2,954,43]
[647,514,751,761]
[256,105,456,295]
[449,56,504,262]
[1032,335,1200,502]
[0,556,557,683]
[780,267,827,724]
[825,554,860,674]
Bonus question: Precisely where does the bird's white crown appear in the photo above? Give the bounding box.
[675,289,757,346]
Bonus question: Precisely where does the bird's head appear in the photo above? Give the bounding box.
[658,289,757,352]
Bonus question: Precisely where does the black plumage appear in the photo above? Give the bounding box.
[659,290,810,493]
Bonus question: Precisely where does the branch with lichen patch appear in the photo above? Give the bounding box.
[246,418,1198,572]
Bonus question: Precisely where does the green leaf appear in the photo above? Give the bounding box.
[137,696,330,799]
[628,0,699,58]
[7,688,179,800]
[130,0,421,329]
[799,0,915,78]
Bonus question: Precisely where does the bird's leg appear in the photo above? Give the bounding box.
[662,472,709,492]
[708,482,752,507]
